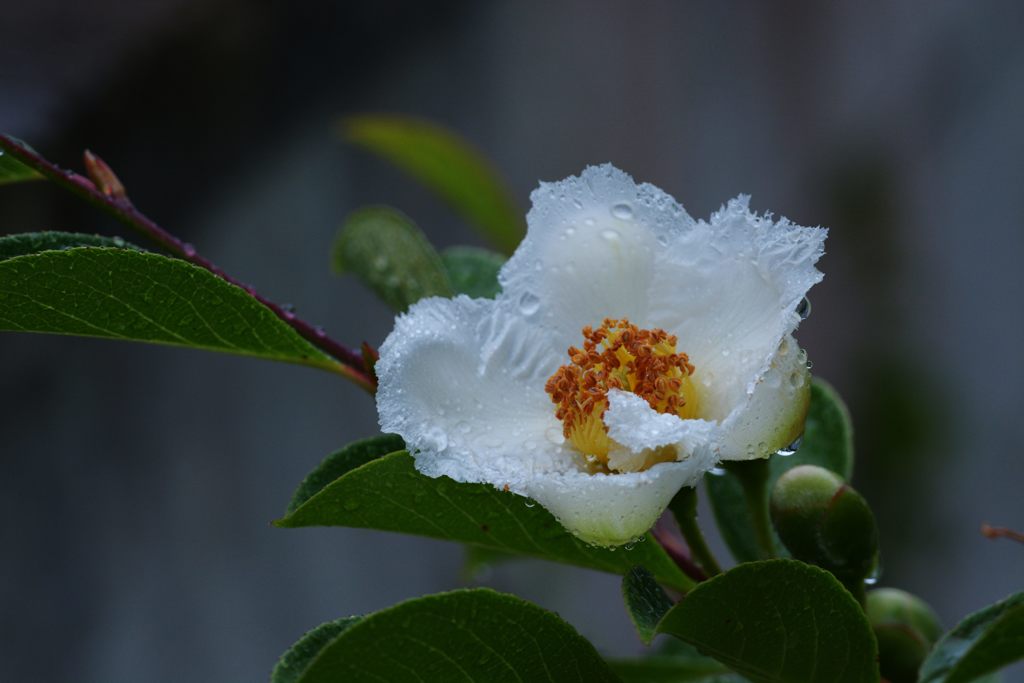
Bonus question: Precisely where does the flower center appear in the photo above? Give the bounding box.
[544,318,699,473]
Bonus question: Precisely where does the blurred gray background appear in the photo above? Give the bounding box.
[1,1,1022,681]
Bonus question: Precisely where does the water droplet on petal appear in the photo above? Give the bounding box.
[797,296,812,320]
[518,291,540,315]
[601,228,620,243]
[545,426,566,445]
[611,203,634,220]
[708,466,727,477]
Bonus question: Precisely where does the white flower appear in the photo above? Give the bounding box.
[376,164,826,546]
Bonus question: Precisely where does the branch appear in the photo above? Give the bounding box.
[0,134,375,392]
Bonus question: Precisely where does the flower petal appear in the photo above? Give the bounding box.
[498,164,696,352]
[647,197,826,423]
[523,462,707,547]
[376,295,571,486]
[604,389,719,455]
[717,334,812,460]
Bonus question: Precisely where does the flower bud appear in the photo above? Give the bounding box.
[769,465,879,591]
[866,588,942,683]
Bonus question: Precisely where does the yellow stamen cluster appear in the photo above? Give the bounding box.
[545,318,698,472]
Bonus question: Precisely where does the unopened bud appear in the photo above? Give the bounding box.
[866,588,942,683]
[83,150,128,200]
[770,465,879,591]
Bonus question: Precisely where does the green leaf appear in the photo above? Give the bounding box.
[707,378,854,562]
[622,566,675,645]
[278,451,693,591]
[919,592,1024,683]
[286,434,405,514]
[0,231,138,261]
[0,247,342,373]
[281,588,620,683]
[332,206,453,312]
[341,115,524,254]
[271,616,362,683]
[656,559,879,683]
[441,246,505,299]
[0,139,43,185]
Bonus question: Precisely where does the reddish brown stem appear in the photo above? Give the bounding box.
[981,523,1024,544]
[652,519,708,584]
[1,134,375,392]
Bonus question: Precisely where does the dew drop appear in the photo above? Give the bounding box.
[524,500,536,508]
[797,296,811,320]
[564,226,576,238]
[545,426,566,445]
[708,466,728,477]
[611,203,634,220]
[518,291,541,315]
[182,243,197,257]
[456,420,472,434]
[600,228,620,243]
[583,217,595,226]
[111,236,125,247]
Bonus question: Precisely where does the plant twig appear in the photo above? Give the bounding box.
[652,517,707,585]
[981,523,1024,544]
[0,134,375,392]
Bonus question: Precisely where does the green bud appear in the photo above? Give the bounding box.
[866,588,942,683]
[769,465,879,593]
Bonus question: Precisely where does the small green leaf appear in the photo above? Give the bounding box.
[919,592,1024,683]
[656,559,879,683]
[271,616,362,683]
[286,434,405,514]
[0,231,138,261]
[0,139,43,185]
[332,206,453,312]
[283,588,620,683]
[341,115,525,254]
[440,246,506,299]
[622,566,675,645]
[707,378,854,563]
[0,247,342,374]
[278,451,693,591]
[462,544,520,581]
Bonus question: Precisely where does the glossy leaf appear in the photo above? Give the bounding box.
[286,434,405,514]
[919,592,1024,683]
[0,247,342,373]
[0,231,137,261]
[441,246,505,299]
[342,115,524,253]
[278,451,693,591]
[622,566,674,645]
[0,139,43,185]
[656,559,879,683]
[707,378,854,562]
[271,617,361,683]
[332,206,453,312]
[281,588,620,683]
